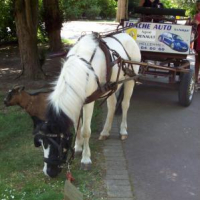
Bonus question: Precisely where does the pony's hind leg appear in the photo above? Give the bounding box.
[80,102,95,170]
[99,93,116,140]
[120,80,135,140]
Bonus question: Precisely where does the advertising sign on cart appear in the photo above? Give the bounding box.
[124,21,192,55]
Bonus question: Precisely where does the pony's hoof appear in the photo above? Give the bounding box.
[99,135,109,140]
[121,135,128,140]
[80,163,92,171]
[75,151,82,157]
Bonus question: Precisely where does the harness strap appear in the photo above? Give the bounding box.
[90,47,97,63]
[85,34,134,104]
[99,39,113,83]
[79,57,101,89]
[109,36,131,61]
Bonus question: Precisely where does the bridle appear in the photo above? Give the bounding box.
[35,131,74,167]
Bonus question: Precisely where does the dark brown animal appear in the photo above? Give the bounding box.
[4,85,50,129]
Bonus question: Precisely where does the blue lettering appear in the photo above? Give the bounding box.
[137,23,150,29]
[153,24,172,30]
[128,22,134,27]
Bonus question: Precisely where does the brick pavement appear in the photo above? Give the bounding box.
[102,107,134,200]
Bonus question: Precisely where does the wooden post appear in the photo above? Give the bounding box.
[64,180,83,200]
[116,0,129,22]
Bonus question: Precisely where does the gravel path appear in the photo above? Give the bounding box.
[61,21,118,41]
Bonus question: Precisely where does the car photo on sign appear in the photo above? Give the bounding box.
[158,32,189,52]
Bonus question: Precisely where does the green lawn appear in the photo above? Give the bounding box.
[0,93,106,200]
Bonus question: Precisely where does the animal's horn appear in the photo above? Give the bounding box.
[13,85,25,91]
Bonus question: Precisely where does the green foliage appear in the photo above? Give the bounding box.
[38,0,48,43]
[128,0,140,10]
[0,0,47,44]
[85,5,101,19]
[0,0,17,43]
[60,0,82,20]
[97,0,117,19]
[161,0,178,9]
[61,0,117,20]
[161,0,196,17]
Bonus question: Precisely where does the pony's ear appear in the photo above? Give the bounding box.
[34,134,42,147]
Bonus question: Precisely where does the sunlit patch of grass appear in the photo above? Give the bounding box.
[62,38,76,45]
[0,93,107,200]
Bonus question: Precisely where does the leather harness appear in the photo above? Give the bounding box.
[84,32,138,104]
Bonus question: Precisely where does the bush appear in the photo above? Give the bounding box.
[61,0,117,20]
[85,5,101,19]
[0,0,47,44]
[98,0,117,19]
[61,0,82,20]
[0,0,17,44]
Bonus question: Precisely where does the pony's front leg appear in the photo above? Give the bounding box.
[81,102,94,170]
[99,93,116,140]
[120,80,135,140]
[74,119,83,156]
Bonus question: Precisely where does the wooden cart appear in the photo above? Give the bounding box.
[120,7,196,106]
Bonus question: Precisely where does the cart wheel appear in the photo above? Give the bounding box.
[178,69,195,107]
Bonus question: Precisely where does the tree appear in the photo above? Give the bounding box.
[116,0,129,22]
[162,0,195,16]
[0,0,16,43]
[14,0,42,79]
[43,0,63,52]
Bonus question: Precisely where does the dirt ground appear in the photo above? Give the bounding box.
[0,44,66,94]
[0,21,117,94]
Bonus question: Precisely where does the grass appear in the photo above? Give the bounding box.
[62,38,76,46]
[0,93,107,200]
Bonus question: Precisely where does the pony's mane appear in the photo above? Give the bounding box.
[45,104,72,134]
[48,34,99,123]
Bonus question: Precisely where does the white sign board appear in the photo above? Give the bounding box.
[124,21,192,54]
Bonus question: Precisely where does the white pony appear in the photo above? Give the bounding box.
[34,32,141,177]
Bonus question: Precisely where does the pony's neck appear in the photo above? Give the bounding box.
[46,105,73,135]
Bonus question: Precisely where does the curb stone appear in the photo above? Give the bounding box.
[102,105,134,200]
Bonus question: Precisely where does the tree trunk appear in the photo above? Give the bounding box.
[116,0,129,22]
[43,0,63,52]
[116,0,121,22]
[14,0,42,79]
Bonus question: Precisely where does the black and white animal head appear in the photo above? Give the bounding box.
[4,85,25,106]
[33,107,73,178]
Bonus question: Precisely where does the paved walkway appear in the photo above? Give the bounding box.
[123,85,200,200]
[102,107,134,200]
[103,84,200,200]
[61,21,118,42]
